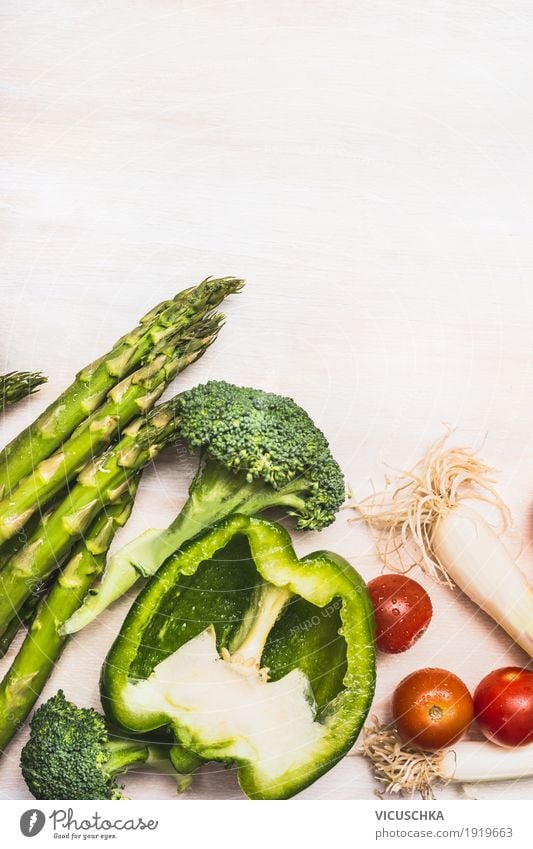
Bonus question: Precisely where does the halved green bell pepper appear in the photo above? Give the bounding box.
[101,515,375,800]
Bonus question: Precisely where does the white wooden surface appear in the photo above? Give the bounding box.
[1,1,533,800]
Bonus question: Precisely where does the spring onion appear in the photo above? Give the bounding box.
[363,719,533,799]
[352,435,533,657]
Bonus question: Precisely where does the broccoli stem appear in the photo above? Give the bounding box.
[106,741,195,794]
[106,739,152,775]
[63,459,311,636]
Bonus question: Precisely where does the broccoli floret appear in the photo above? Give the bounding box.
[178,381,345,530]
[20,690,163,800]
[64,382,345,635]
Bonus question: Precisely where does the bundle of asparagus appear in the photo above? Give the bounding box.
[0,277,242,498]
[0,315,220,545]
[0,276,243,753]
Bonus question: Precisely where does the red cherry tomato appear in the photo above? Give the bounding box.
[474,667,533,747]
[367,574,432,653]
[392,668,474,750]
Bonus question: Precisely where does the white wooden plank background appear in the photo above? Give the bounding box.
[1,0,532,800]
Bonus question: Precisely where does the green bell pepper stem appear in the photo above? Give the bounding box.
[229,582,292,665]
[102,514,376,800]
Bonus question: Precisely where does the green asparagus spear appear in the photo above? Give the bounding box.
[0,313,222,546]
[0,498,65,655]
[0,509,43,569]
[0,397,181,635]
[0,277,243,498]
[0,480,139,752]
[0,372,47,409]
[0,579,50,659]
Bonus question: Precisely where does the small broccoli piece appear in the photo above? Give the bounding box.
[64,381,345,635]
[20,690,168,800]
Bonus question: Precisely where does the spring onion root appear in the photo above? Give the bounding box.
[352,434,533,657]
[363,718,533,799]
